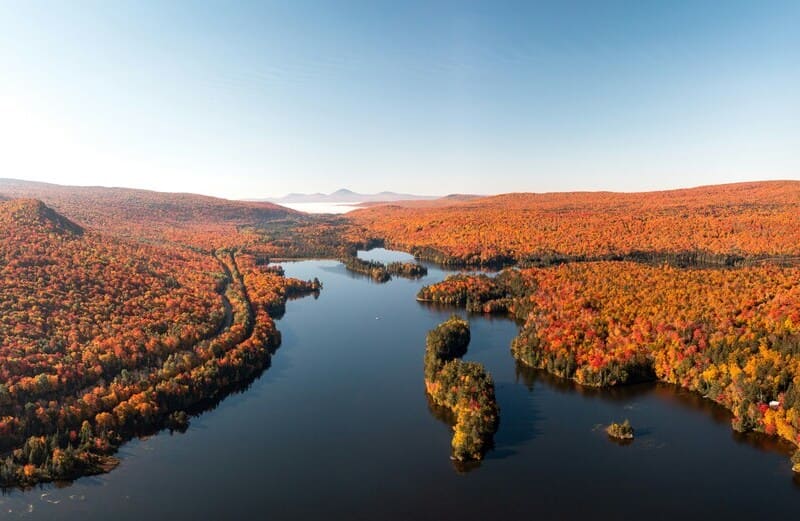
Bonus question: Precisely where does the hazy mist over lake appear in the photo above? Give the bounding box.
[282,202,363,214]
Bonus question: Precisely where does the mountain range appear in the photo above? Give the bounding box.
[258,188,438,204]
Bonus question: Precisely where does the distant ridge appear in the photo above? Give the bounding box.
[0,178,296,226]
[257,188,438,204]
[348,180,800,265]
[0,178,303,249]
[440,194,482,201]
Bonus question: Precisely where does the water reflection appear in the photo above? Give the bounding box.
[514,361,654,401]
[515,361,799,464]
[423,394,486,473]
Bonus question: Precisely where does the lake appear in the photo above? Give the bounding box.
[2,249,798,519]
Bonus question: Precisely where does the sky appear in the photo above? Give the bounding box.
[0,1,798,199]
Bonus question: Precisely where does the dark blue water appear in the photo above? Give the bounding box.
[2,249,798,519]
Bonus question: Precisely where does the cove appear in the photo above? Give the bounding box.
[2,249,798,520]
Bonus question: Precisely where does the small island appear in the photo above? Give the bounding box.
[341,256,391,282]
[341,255,426,282]
[606,419,635,441]
[423,315,499,462]
[386,261,427,278]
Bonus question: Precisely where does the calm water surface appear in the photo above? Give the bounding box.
[2,249,798,519]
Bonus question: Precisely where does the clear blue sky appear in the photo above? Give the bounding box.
[1,1,798,199]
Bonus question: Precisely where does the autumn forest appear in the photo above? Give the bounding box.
[1,178,800,488]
